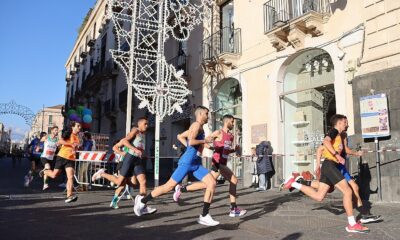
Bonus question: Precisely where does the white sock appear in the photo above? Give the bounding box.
[348,216,356,226]
[291,182,302,190]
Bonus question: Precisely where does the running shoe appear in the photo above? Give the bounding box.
[43,184,49,191]
[360,215,382,224]
[256,187,266,191]
[141,206,157,215]
[281,177,296,190]
[345,223,369,233]
[65,195,78,203]
[58,183,66,188]
[125,193,131,200]
[229,207,247,217]
[110,199,119,209]
[173,184,182,202]
[91,168,106,182]
[24,176,30,187]
[197,214,220,226]
[134,195,146,216]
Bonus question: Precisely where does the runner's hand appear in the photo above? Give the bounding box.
[355,151,363,157]
[336,155,345,165]
[205,136,213,143]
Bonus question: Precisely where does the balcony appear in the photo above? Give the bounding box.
[264,0,329,51]
[74,62,81,68]
[168,54,188,77]
[202,27,241,61]
[80,51,88,59]
[87,39,96,47]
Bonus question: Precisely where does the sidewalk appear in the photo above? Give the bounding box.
[0,157,399,239]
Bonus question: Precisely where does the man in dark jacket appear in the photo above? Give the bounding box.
[256,141,275,191]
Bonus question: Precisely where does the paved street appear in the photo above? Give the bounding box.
[1,157,399,240]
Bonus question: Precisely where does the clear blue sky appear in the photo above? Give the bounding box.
[0,0,96,140]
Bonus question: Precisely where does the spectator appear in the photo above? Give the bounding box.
[250,147,258,188]
[255,141,275,191]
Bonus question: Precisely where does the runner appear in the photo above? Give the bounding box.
[296,117,381,224]
[91,117,155,214]
[133,106,219,226]
[109,139,138,209]
[173,114,247,217]
[40,126,59,190]
[40,121,81,203]
[24,132,47,187]
[282,114,369,233]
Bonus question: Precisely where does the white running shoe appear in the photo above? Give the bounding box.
[126,194,132,200]
[173,184,182,202]
[142,206,157,215]
[134,195,146,216]
[43,184,49,191]
[65,195,78,203]
[91,168,106,182]
[24,176,30,187]
[197,214,220,226]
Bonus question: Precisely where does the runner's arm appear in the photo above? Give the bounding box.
[113,140,125,156]
[177,130,189,147]
[323,135,345,164]
[344,138,362,157]
[121,128,142,154]
[58,138,73,147]
[188,123,208,146]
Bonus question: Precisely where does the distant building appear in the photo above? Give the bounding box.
[29,105,64,140]
[0,123,11,154]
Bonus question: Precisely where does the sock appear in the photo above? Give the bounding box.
[230,202,237,210]
[44,178,49,185]
[291,182,302,190]
[348,216,356,226]
[181,186,188,192]
[202,202,211,217]
[112,194,118,201]
[141,193,153,204]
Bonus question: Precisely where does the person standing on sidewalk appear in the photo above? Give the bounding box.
[40,126,59,190]
[250,147,259,188]
[256,141,274,191]
[41,121,81,203]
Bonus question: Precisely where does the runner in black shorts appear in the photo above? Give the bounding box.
[92,117,155,214]
[282,114,369,233]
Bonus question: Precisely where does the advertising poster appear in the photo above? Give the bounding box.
[360,94,390,138]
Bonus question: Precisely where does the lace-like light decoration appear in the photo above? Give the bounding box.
[107,0,212,120]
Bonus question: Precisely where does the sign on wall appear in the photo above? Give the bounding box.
[360,93,390,138]
[251,124,267,144]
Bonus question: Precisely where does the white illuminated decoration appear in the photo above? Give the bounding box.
[107,0,213,120]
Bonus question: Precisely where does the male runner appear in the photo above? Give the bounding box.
[109,139,138,209]
[92,117,155,214]
[133,106,219,226]
[282,114,369,233]
[25,132,46,187]
[297,117,381,224]
[40,126,59,190]
[173,114,247,217]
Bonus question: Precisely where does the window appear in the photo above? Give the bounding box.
[48,115,53,125]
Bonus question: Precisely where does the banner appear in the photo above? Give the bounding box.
[360,93,390,138]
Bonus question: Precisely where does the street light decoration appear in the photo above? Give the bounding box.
[107,0,213,119]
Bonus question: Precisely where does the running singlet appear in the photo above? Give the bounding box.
[179,131,204,165]
[124,129,145,158]
[58,133,80,160]
[41,136,58,160]
[212,130,234,165]
[322,128,344,162]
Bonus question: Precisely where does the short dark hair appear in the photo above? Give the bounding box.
[330,114,347,126]
[40,132,47,138]
[222,114,234,122]
[84,132,92,139]
[137,117,148,124]
[51,126,59,131]
[195,106,209,116]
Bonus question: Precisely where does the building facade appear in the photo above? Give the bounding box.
[64,0,206,177]
[0,123,11,155]
[29,105,64,139]
[197,0,400,202]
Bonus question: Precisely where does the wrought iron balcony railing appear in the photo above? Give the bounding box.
[202,27,241,61]
[264,0,329,33]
